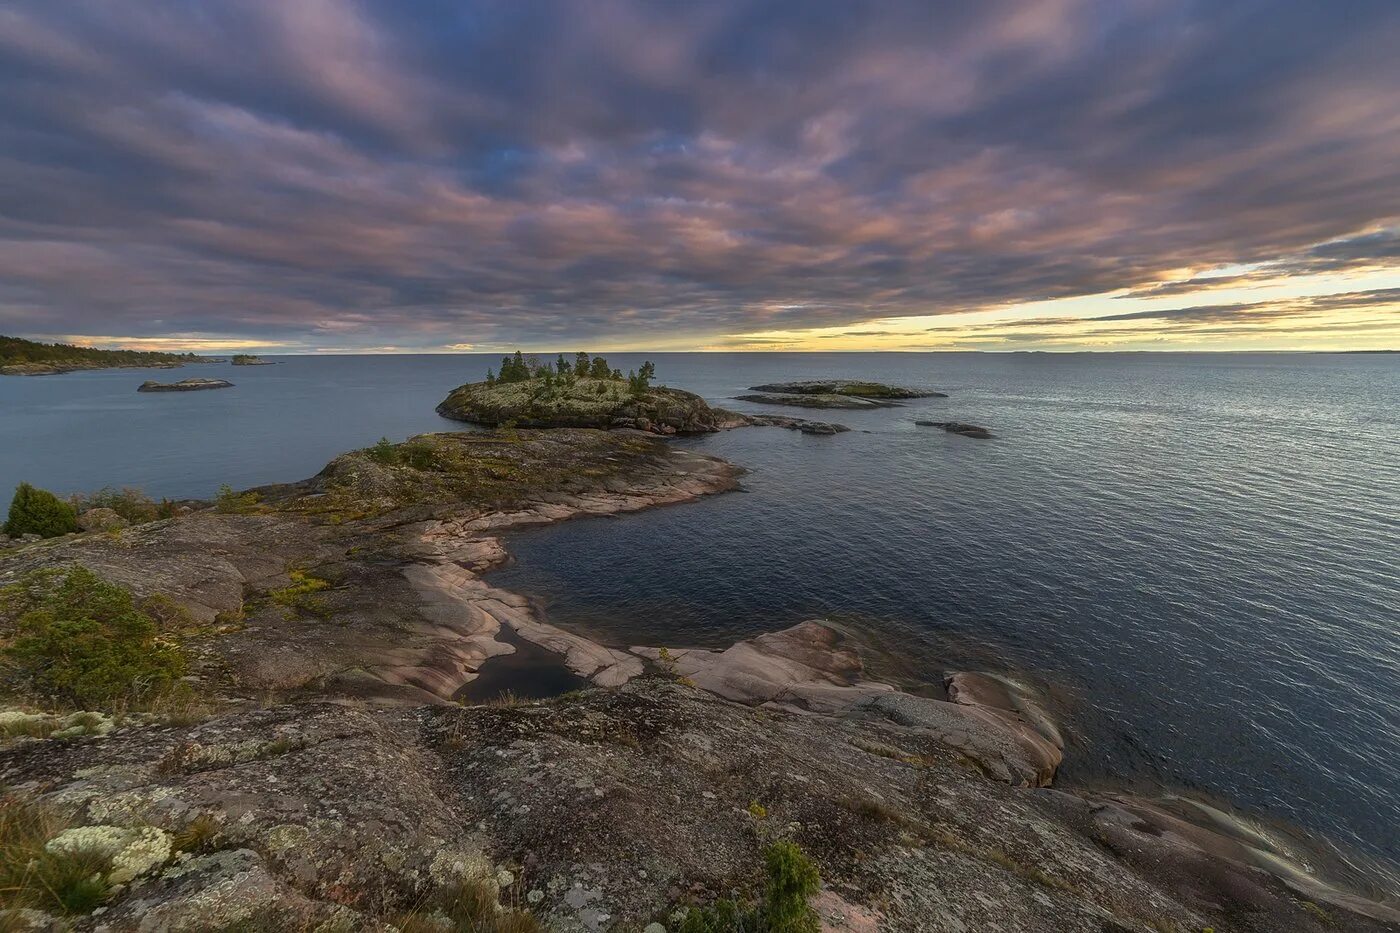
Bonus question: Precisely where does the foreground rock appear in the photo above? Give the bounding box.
[750,380,947,400]
[137,378,234,393]
[917,420,994,439]
[2,430,1395,932]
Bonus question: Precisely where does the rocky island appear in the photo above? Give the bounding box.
[137,378,235,393]
[1,335,204,376]
[438,352,849,437]
[1,419,1395,932]
[230,355,277,366]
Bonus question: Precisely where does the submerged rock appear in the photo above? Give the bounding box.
[749,379,946,399]
[735,392,891,410]
[714,408,851,435]
[137,378,234,392]
[916,420,994,439]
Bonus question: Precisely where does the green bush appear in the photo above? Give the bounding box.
[367,437,401,465]
[4,482,78,538]
[213,484,261,514]
[679,842,820,933]
[0,566,186,709]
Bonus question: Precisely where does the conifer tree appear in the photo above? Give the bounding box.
[4,482,78,538]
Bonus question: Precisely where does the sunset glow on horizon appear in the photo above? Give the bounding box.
[2,2,1397,353]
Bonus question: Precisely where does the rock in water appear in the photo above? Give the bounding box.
[916,420,993,439]
[137,378,234,392]
[749,379,947,399]
[734,392,890,410]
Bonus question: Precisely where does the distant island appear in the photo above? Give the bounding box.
[0,334,203,376]
[230,354,277,365]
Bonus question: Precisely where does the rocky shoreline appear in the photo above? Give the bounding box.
[1,429,1397,931]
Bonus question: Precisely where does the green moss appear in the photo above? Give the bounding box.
[269,570,332,619]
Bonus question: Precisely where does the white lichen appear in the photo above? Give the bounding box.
[45,824,173,883]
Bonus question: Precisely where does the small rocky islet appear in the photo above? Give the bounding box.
[137,377,235,392]
[1,360,1395,932]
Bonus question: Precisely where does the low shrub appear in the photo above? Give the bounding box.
[0,566,187,710]
[213,484,261,514]
[4,482,78,538]
[679,841,820,933]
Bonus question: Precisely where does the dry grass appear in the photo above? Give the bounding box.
[0,794,111,915]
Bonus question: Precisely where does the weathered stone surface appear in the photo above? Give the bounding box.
[713,409,851,434]
[137,378,234,393]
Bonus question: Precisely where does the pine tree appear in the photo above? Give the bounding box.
[485,369,496,386]
[556,354,570,376]
[4,482,79,538]
[575,351,591,375]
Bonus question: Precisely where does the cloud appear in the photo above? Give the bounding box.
[0,1,1397,350]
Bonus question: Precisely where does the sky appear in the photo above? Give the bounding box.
[1,0,1398,354]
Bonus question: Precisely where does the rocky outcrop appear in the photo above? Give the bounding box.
[137,378,234,393]
[917,420,993,439]
[749,380,947,399]
[230,355,275,365]
[2,429,1395,933]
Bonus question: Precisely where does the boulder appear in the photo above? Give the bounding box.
[77,507,130,532]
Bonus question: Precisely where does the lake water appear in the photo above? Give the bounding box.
[2,352,1398,889]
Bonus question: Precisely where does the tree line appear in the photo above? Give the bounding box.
[0,335,198,367]
[486,351,656,394]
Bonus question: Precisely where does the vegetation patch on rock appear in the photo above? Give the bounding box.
[0,566,187,710]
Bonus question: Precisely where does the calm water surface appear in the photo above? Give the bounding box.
[2,352,1398,887]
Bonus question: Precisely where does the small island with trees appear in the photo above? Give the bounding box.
[437,351,726,434]
[230,354,276,366]
[0,335,204,376]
